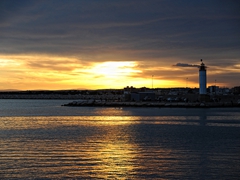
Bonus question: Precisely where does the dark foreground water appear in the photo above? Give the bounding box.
[0,100,240,179]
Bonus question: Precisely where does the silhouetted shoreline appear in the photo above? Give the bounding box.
[1,90,239,108]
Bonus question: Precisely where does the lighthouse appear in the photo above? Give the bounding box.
[199,59,207,95]
[199,59,209,102]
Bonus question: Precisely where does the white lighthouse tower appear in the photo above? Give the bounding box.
[199,59,207,95]
[199,59,209,102]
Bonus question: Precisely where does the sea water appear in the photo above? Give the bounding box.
[0,99,240,179]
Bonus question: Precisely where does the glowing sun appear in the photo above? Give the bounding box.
[90,61,140,78]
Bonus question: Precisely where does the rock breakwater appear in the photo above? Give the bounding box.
[62,100,240,108]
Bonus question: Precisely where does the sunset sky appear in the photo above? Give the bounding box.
[0,0,239,90]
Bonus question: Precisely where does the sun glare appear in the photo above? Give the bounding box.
[90,61,141,78]
[0,58,22,67]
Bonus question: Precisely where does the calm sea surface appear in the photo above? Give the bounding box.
[0,99,240,179]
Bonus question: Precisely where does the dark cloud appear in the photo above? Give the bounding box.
[173,63,199,67]
[1,0,239,57]
[208,72,240,87]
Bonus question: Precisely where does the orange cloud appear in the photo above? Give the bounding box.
[0,54,239,90]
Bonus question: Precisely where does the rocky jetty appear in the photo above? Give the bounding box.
[62,100,240,108]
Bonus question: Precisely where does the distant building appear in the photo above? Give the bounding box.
[232,86,240,95]
[124,86,155,101]
[131,92,155,102]
[209,85,219,95]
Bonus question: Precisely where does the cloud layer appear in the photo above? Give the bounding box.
[0,0,240,89]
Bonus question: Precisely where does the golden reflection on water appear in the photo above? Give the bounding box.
[1,108,240,179]
[0,115,183,179]
[0,115,139,179]
[0,115,203,130]
[86,126,138,179]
